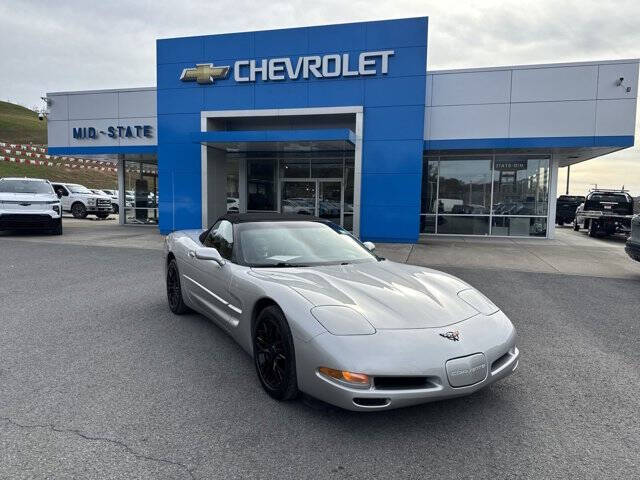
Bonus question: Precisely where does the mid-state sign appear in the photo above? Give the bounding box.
[180,50,395,85]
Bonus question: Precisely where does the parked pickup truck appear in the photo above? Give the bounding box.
[556,195,585,225]
[574,189,634,237]
[625,215,640,262]
[51,182,113,219]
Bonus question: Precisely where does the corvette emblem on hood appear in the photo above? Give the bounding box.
[439,330,460,341]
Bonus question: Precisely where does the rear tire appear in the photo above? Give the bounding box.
[71,202,87,219]
[112,204,119,214]
[573,220,580,231]
[252,305,299,401]
[588,220,598,237]
[166,258,190,314]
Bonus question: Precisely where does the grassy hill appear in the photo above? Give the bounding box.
[0,100,47,144]
[0,100,118,189]
[0,162,117,190]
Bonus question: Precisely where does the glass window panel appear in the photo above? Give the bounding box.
[311,155,343,178]
[491,216,547,237]
[247,158,276,211]
[421,157,438,213]
[437,158,492,214]
[123,159,157,225]
[343,213,353,232]
[344,163,354,215]
[280,155,310,178]
[492,156,549,216]
[226,155,239,213]
[437,215,489,235]
[420,215,436,234]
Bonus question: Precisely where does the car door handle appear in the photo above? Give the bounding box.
[188,250,196,258]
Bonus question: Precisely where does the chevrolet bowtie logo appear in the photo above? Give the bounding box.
[180,63,230,84]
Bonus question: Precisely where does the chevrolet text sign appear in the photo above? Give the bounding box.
[180,50,394,85]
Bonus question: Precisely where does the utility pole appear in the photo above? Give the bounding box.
[566,165,570,195]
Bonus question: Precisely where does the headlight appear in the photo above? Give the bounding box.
[318,367,370,388]
[458,289,499,315]
[52,205,60,214]
[311,306,375,335]
[87,198,96,205]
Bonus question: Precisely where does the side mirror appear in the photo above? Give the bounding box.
[56,190,63,199]
[363,241,376,252]
[194,246,225,266]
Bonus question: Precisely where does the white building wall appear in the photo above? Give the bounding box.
[425,59,639,142]
[46,87,157,148]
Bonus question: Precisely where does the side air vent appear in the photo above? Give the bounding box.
[373,376,437,390]
[353,397,390,407]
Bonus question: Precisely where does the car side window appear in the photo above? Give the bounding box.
[203,220,234,260]
[53,185,68,196]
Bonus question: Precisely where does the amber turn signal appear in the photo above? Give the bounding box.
[319,367,370,386]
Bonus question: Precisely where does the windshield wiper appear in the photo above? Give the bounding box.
[272,262,310,268]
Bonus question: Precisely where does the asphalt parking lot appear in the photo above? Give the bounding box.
[1,227,639,479]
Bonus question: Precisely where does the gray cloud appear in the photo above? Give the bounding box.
[1,0,638,194]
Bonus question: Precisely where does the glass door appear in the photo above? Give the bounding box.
[281,181,316,216]
[318,180,342,225]
[280,179,345,227]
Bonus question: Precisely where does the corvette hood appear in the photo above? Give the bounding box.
[250,261,481,329]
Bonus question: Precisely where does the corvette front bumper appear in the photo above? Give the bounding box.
[295,311,519,411]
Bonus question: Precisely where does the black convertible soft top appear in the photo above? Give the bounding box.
[216,212,330,224]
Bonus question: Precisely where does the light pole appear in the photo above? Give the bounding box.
[566,165,570,195]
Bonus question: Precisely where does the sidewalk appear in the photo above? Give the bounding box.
[376,227,640,279]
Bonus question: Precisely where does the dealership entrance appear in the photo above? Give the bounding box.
[200,107,362,233]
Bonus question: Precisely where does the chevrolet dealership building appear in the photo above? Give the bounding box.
[46,17,639,242]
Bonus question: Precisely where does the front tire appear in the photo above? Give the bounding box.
[71,202,87,219]
[96,212,110,219]
[166,258,189,314]
[573,220,580,231]
[112,204,119,214]
[252,306,299,401]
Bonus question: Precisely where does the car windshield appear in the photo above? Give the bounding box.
[0,179,53,194]
[237,221,377,267]
[68,184,93,194]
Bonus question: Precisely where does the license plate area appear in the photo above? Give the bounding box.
[446,353,488,387]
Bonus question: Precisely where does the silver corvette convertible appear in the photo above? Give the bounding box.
[164,214,519,411]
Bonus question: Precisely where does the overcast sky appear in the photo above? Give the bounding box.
[1,0,638,195]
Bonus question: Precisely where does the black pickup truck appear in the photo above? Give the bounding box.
[574,189,635,237]
[556,195,585,225]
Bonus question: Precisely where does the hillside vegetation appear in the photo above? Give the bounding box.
[0,162,117,189]
[0,100,47,144]
[1,101,117,189]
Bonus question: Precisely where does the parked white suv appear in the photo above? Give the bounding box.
[0,177,62,235]
[51,182,112,219]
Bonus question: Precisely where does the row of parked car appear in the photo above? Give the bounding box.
[555,187,639,262]
[0,176,140,236]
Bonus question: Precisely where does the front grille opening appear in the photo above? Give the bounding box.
[373,376,436,390]
[491,352,511,372]
[353,397,390,407]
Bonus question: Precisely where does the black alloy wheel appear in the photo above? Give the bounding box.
[71,202,87,219]
[166,258,189,314]
[252,306,298,401]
